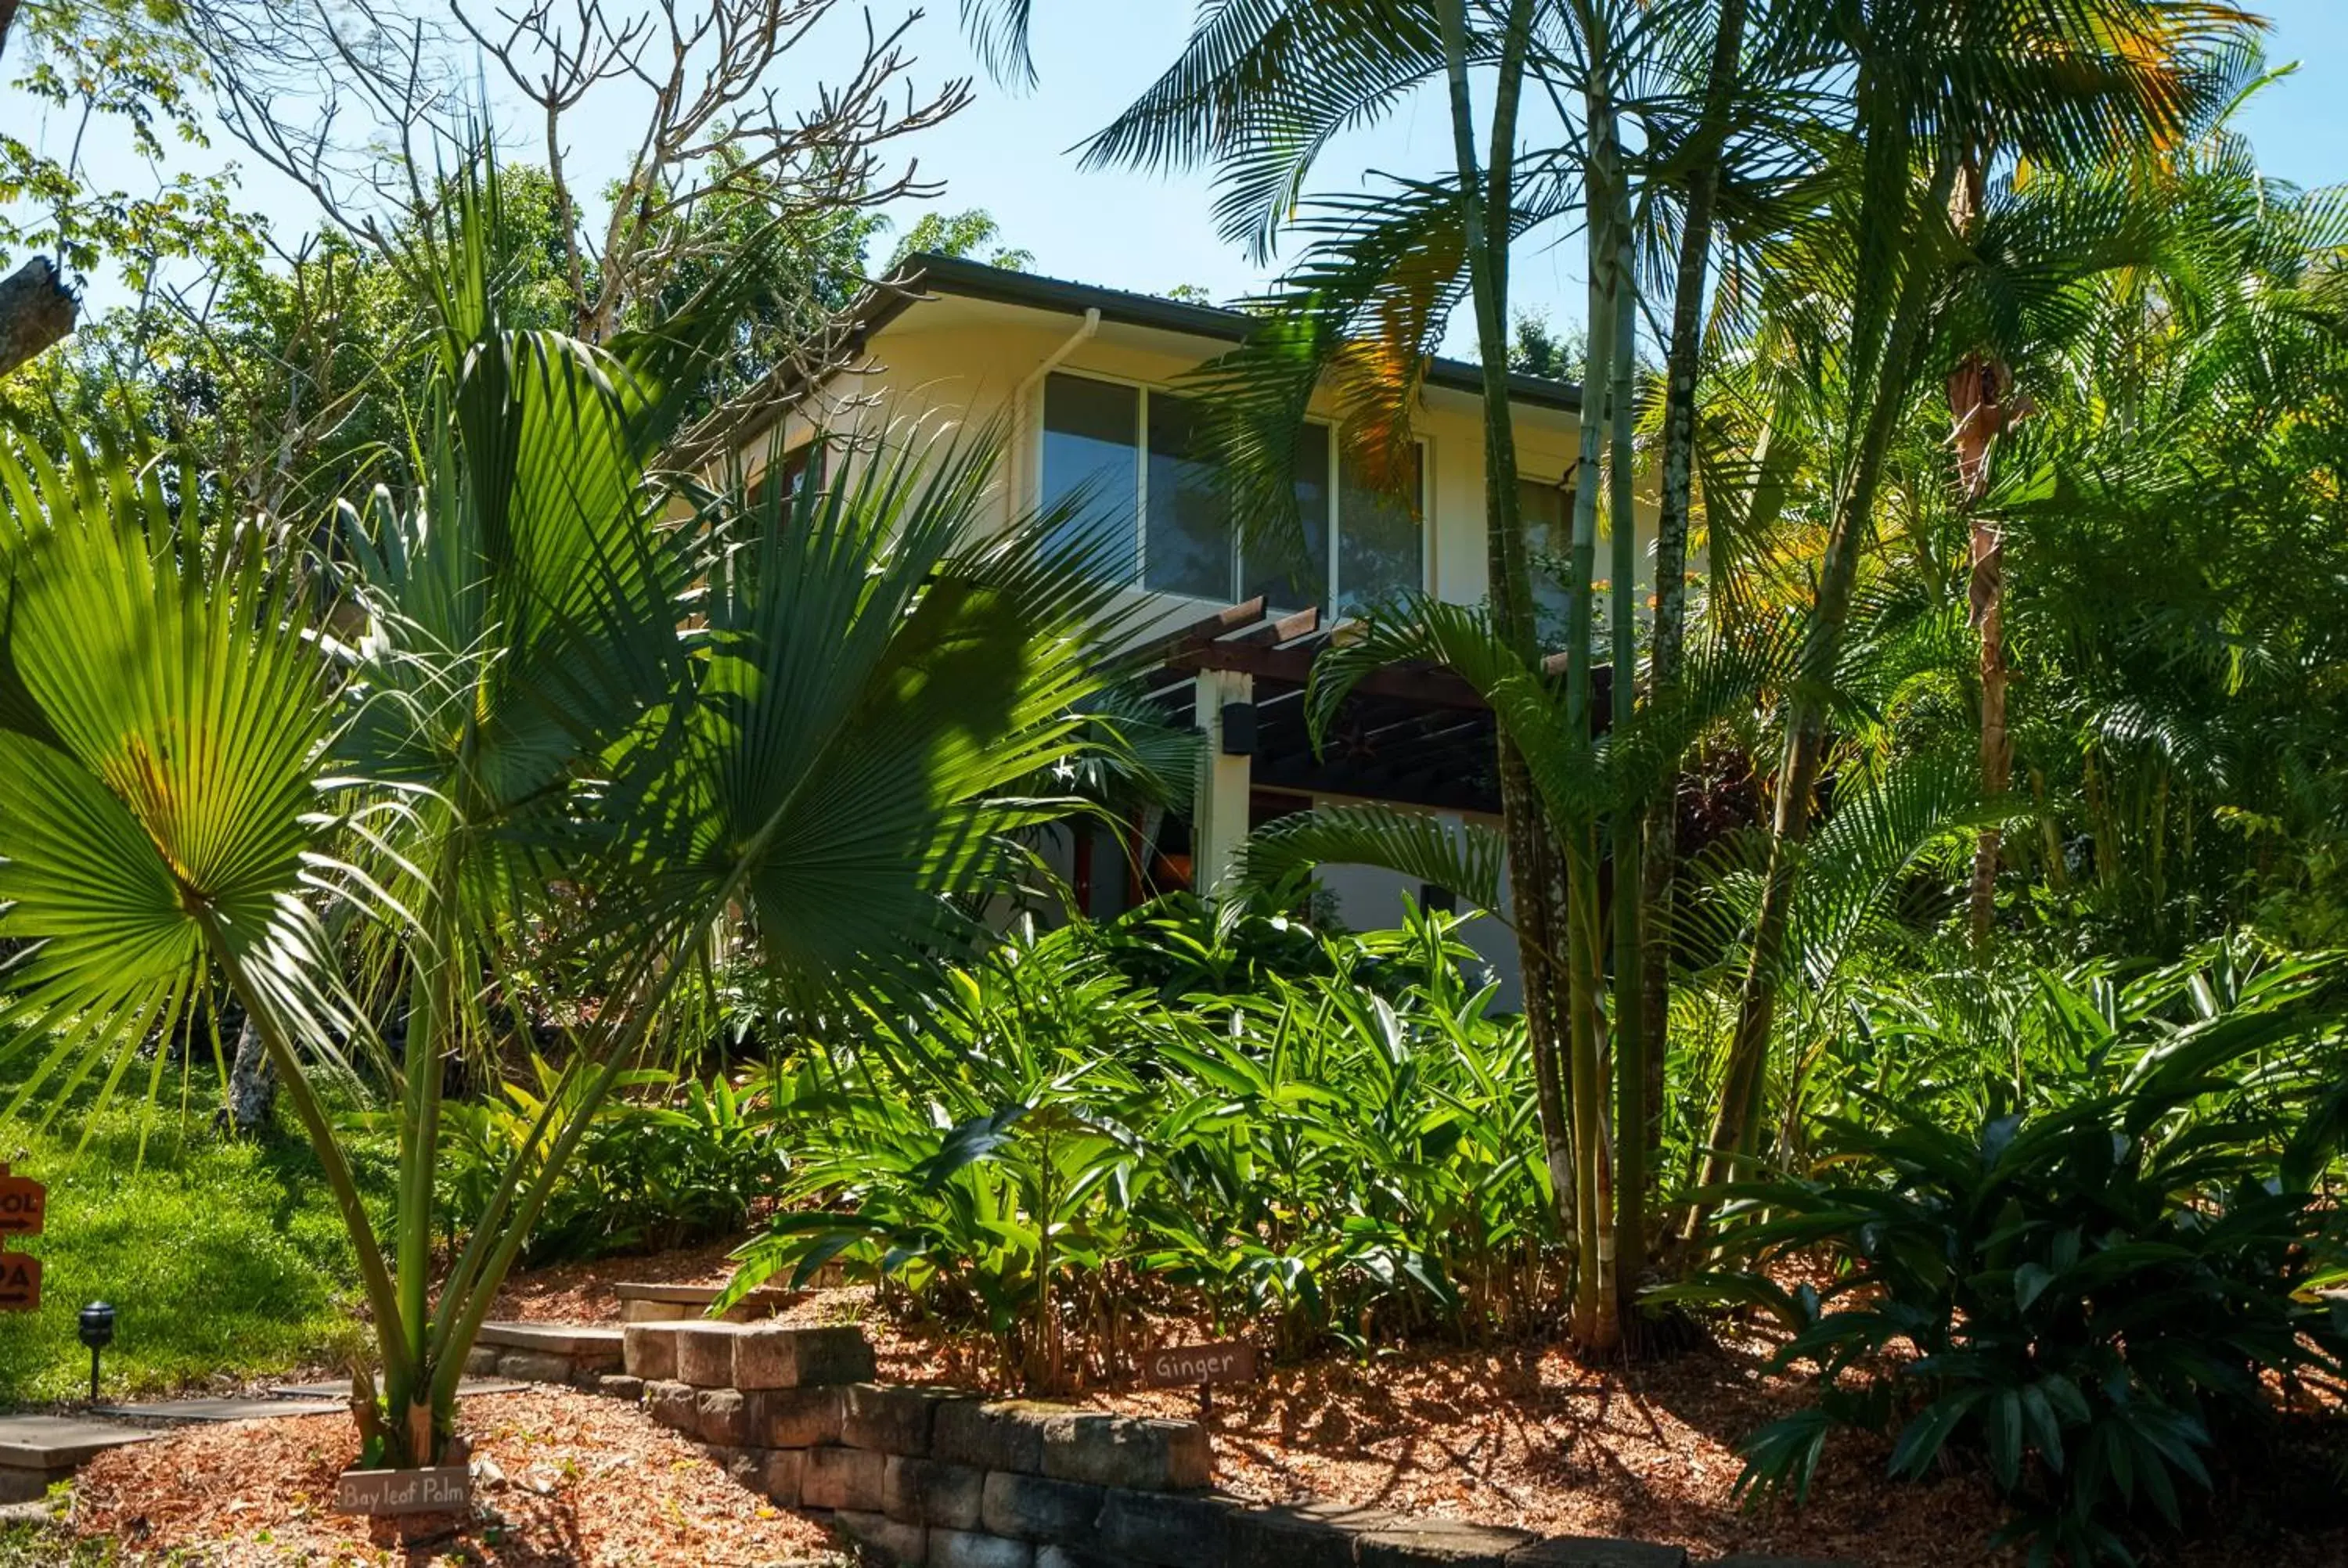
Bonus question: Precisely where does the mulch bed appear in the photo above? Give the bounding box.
[69,1388,842,1566]
[488,1242,741,1325]
[58,1246,2348,1566]
[499,1250,2010,1564]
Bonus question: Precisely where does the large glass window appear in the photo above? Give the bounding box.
[1517,476,1576,638]
[1037,371,1423,611]
[1239,421,1331,613]
[1337,442,1424,611]
[1143,392,1230,599]
[1040,374,1139,574]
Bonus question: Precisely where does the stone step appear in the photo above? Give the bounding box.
[267,1378,528,1401]
[94,1397,345,1423]
[0,1415,153,1470]
[614,1280,815,1322]
[477,1322,625,1355]
[0,1415,153,1501]
[467,1322,627,1388]
[625,1320,876,1388]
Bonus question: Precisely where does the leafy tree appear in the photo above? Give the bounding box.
[1507,308,1582,379]
[0,0,254,377]
[888,207,1034,272]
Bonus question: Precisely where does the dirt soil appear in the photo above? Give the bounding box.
[70,1388,844,1566]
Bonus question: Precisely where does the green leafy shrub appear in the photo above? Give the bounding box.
[726,901,1562,1385]
[436,1057,787,1264]
[1667,948,2348,1565]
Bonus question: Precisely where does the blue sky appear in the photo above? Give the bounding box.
[9,2,2346,335]
[908,0,2348,339]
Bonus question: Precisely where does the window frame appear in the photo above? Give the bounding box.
[1032,367,1431,611]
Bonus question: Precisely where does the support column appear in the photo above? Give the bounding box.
[1191,669,1254,898]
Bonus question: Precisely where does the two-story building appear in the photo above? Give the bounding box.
[736,253,1651,996]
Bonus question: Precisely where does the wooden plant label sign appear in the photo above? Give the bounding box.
[0,1250,38,1311]
[0,1166,47,1236]
[333,1466,473,1516]
[1143,1340,1257,1389]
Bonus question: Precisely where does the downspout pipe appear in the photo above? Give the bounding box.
[1010,307,1101,522]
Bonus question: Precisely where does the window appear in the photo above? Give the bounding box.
[747,439,828,517]
[1240,422,1329,613]
[1036,371,1424,610]
[1040,374,1140,574]
[1338,442,1425,612]
[1517,476,1576,636]
[1144,391,1228,599]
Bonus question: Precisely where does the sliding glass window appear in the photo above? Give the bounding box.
[1143,390,1231,599]
[1038,370,1423,611]
[1337,442,1425,611]
[1039,373,1140,575]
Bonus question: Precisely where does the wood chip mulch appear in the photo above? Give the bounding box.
[488,1243,741,1325]
[136,1246,2342,1568]
[67,1388,844,1566]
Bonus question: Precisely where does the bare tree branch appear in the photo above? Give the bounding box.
[183,0,969,357]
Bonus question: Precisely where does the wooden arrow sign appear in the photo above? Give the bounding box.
[0,1165,47,1236]
[0,1250,41,1311]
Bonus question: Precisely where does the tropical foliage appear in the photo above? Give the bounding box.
[728,901,1563,1388]
[1667,945,2348,1563]
[0,2,2345,1563]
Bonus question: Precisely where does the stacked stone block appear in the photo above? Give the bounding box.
[624,1321,1845,1568]
[464,1322,625,1390]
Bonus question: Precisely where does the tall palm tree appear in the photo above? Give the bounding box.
[0,166,1125,1467]
[1691,0,2253,1210]
[967,0,1759,1351]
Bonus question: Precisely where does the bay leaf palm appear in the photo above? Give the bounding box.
[0,164,1129,1468]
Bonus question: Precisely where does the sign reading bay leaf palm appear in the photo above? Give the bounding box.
[333,1466,472,1516]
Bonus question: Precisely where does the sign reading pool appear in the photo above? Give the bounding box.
[0,1165,45,1311]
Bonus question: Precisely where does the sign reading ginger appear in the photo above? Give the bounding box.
[1142,1341,1256,1389]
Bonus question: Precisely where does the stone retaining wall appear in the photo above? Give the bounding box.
[621,1322,1841,1568]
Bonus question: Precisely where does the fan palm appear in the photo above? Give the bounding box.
[0,164,1125,1468]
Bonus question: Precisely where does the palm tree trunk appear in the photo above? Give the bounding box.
[1641,0,1749,1246]
[1697,153,1960,1207]
[1950,352,2012,949]
[1967,532,2010,947]
[1439,0,1576,1241]
[1604,151,1644,1331]
[220,1013,279,1138]
[1563,58,1624,1351]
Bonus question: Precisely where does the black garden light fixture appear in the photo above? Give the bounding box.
[78,1301,114,1402]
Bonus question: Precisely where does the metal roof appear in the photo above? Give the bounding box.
[879,252,1585,414]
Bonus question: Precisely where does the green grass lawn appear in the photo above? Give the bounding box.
[0,1094,394,1404]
